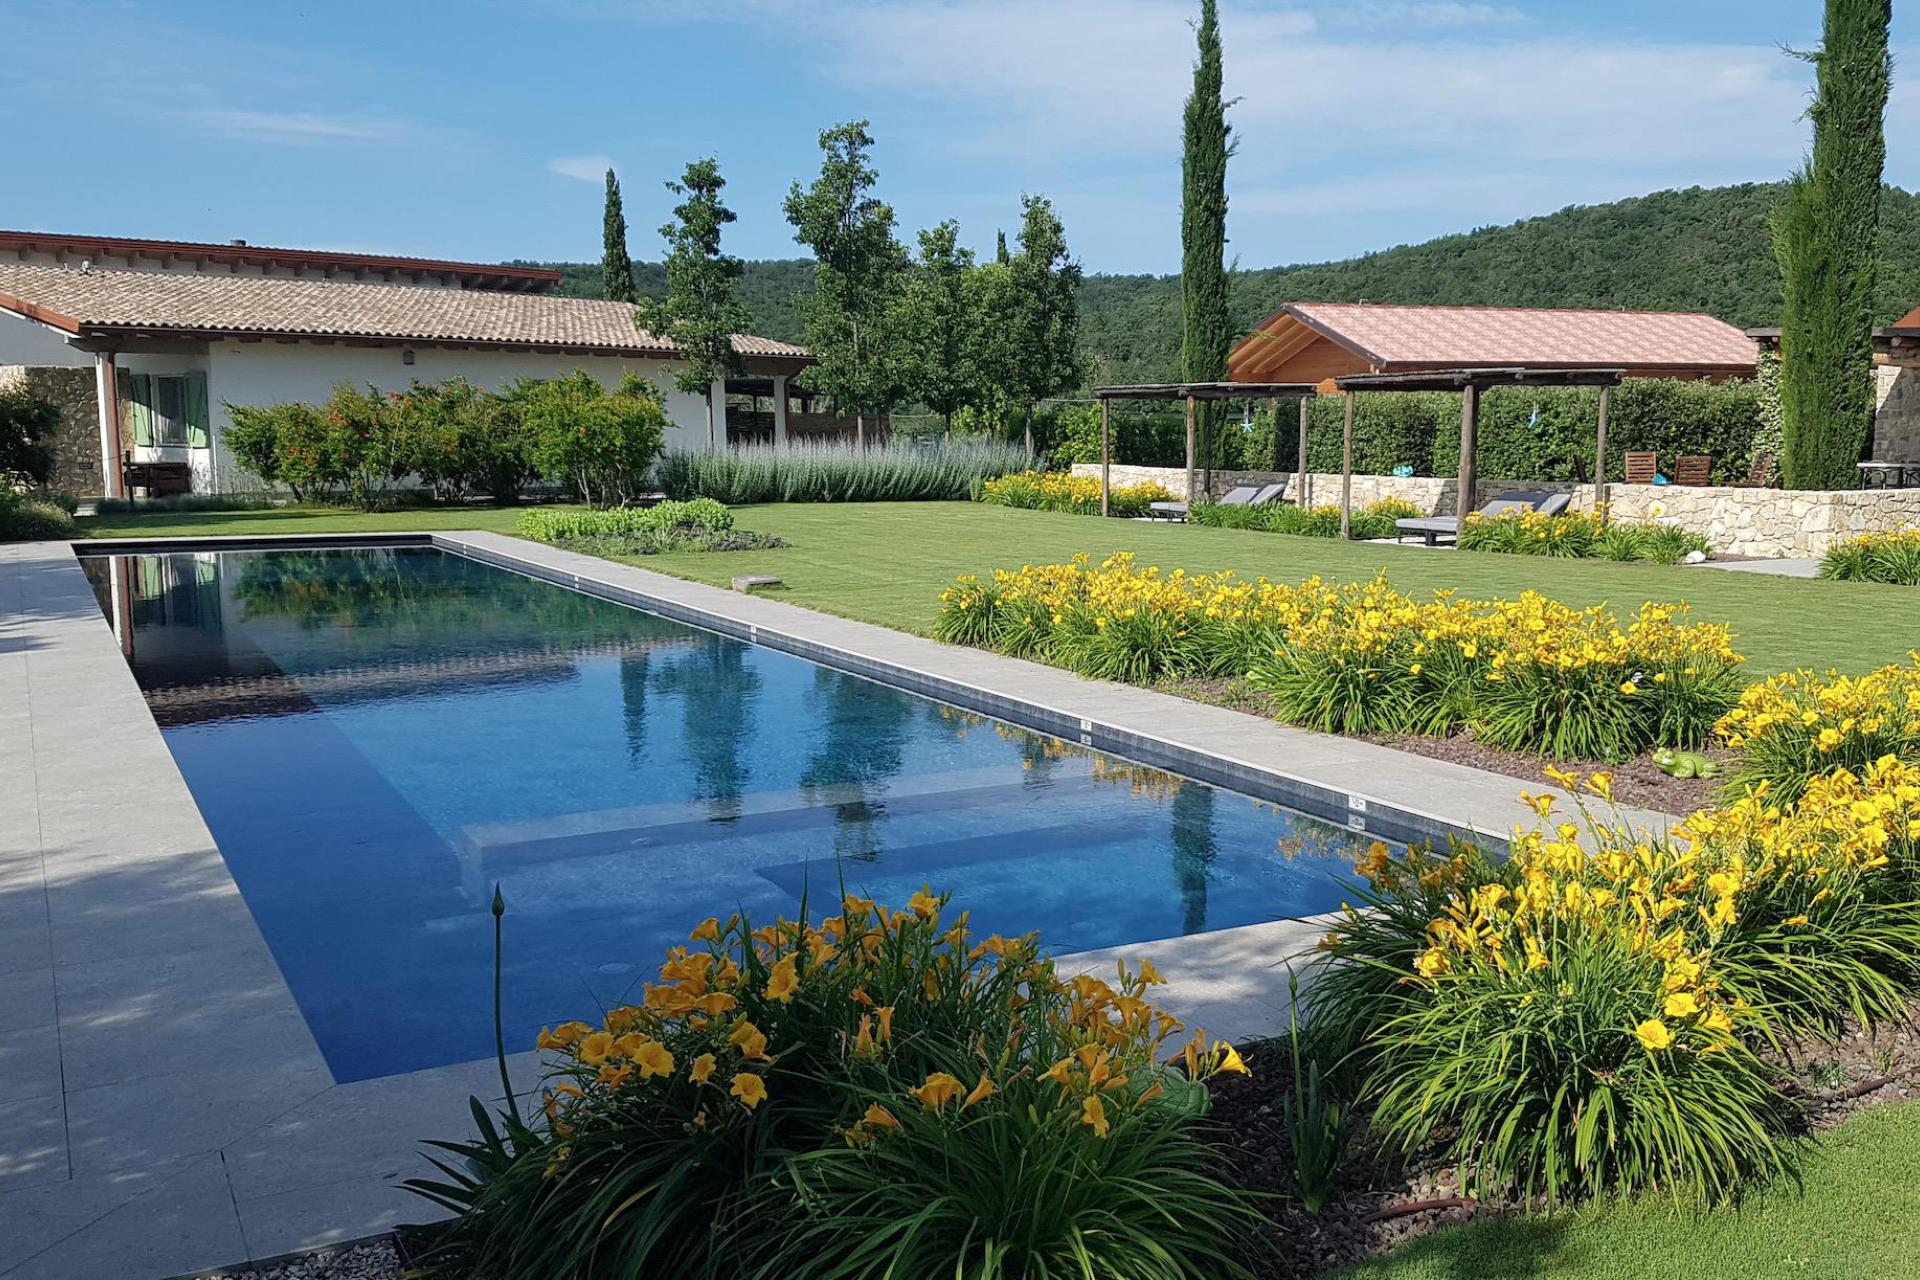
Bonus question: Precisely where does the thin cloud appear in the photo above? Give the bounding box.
[549,154,615,182]
[175,107,427,147]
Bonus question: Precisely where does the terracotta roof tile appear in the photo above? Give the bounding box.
[0,261,809,360]
[1285,302,1756,371]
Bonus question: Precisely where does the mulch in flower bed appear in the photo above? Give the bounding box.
[1205,999,1920,1279]
[1156,675,1728,818]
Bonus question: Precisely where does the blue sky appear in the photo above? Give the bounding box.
[3,1,1913,275]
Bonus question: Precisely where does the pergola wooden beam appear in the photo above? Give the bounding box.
[1334,366,1626,535]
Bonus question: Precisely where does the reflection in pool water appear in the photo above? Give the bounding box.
[84,547,1387,1082]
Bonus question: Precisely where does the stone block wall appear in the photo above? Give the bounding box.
[1070,463,1920,558]
[0,365,100,495]
[1874,364,1920,463]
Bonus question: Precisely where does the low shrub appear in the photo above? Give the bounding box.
[0,491,79,541]
[1309,761,1920,1203]
[657,441,1034,504]
[1717,656,1920,801]
[1192,497,1420,540]
[408,892,1255,1279]
[1458,509,1712,563]
[979,469,1173,517]
[1819,527,1920,585]
[91,492,284,515]
[935,557,1747,759]
[517,498,734,544]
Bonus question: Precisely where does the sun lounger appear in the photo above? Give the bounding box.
[1394,490,1566,547]
[1148,480,1287,522]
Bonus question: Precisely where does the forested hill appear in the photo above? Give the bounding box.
[521,182,1920,386]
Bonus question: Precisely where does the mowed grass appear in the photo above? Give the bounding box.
[1336,1101,1920,1280]
[79,501,1917,675]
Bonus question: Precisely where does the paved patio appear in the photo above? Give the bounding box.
[0,533,1672,1278]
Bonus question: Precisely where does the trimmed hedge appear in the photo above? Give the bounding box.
[1193,496,1421,540]
[517,498,733,543]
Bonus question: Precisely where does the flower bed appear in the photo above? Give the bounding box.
[1819,527,1920,584]
[1307,757,1920,1206]
[1457,508,1713,563]
[1194,497,1421,540]
[979,469,1174,517]
[934,555,1745,760]
[1716,655,1920,801]
[410,892,1255,1278]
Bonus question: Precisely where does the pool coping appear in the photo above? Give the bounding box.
[1,532,1675,1278]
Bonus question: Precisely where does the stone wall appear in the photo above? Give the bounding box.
[0,365,100,495]
[1874,364,1920,463]
[1070,462,1920,558]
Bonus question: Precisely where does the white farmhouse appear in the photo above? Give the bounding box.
[0,230,818,498]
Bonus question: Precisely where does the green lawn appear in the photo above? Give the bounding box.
[78,501,1916,675]
[1336,1101,1920,1280]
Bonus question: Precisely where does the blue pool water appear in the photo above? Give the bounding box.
[84,546,1385,1082]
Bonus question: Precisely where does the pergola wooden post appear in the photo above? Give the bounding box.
[1331,367,1627,535]
[1456,382,1480,519]
[1184,395,1198,504]
[1339,389,1356,539]
[1099,398,1112,518]
[1090,381,1321,519]
[1593,382,1611,515]
[1297,396,1311,509]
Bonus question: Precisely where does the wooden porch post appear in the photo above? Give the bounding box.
[94,352,125,500]
[1593,382,1611,516]
[1339,389,1355,540]
[1099,397,1111,518]
[1200,400,1212,496]
[1457,381,1480,520]
[1297,396,1311,509]
[1266,397,1279,470]
[1184,394,1197,506]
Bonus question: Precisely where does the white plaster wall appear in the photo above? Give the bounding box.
[204,343,711,490]
[0,311,90,366]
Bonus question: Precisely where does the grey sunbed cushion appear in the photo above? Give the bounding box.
[1396,516,1459,533]
[1214,486,1262,506]
[1536,492,1573,517]
[1148,500,1189,515]
[1248,482,1289,504]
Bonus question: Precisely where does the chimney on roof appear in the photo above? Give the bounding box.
[230,239,247,247]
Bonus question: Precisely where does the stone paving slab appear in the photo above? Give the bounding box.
[0,532,1677,1277]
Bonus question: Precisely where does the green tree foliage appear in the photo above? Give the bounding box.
[1182,0,1234,453]
[1775,0,1893,489]
[535,180,1920,391]
[601,168,636,304]
[1004,195,1085,447]
[0,383,58,486]
[636,157,751,447]
[897,221,978,435]
[516,371,667,507]
[784,119,911,445]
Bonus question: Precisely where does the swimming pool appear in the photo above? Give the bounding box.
[83,545,1388,1083]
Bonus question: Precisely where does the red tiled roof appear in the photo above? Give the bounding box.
[1260,302,1756,372]
[0,262,809,361]
[0,229,561,291]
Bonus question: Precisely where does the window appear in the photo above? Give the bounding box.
[149,376,189,446]
[117,370,210,449]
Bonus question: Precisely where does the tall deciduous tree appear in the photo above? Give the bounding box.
[636,158,750,448]
[1181,0,1234,468]
[1003,195,1085,449]
[784,120,910,446]
[601,168,636,304]
[898,221,978,437]
[1774,0,1892,489]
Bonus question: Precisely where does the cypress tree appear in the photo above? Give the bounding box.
[995,230,1010,265]
[1773,0,1891,489]
[1181,0,1233,466]
[602,168,637,304]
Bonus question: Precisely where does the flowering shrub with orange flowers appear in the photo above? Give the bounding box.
[1717,655,1920,801]
[1305,759,1920,1204]
[932,555,1745,758]
[408,890,1256,1279]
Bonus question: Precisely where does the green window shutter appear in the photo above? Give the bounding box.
[130,374,154,447]
[183,371,210,448]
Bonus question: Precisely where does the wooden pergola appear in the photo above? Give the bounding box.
[1091,381,1320,517]
[1331,367,1626,539]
